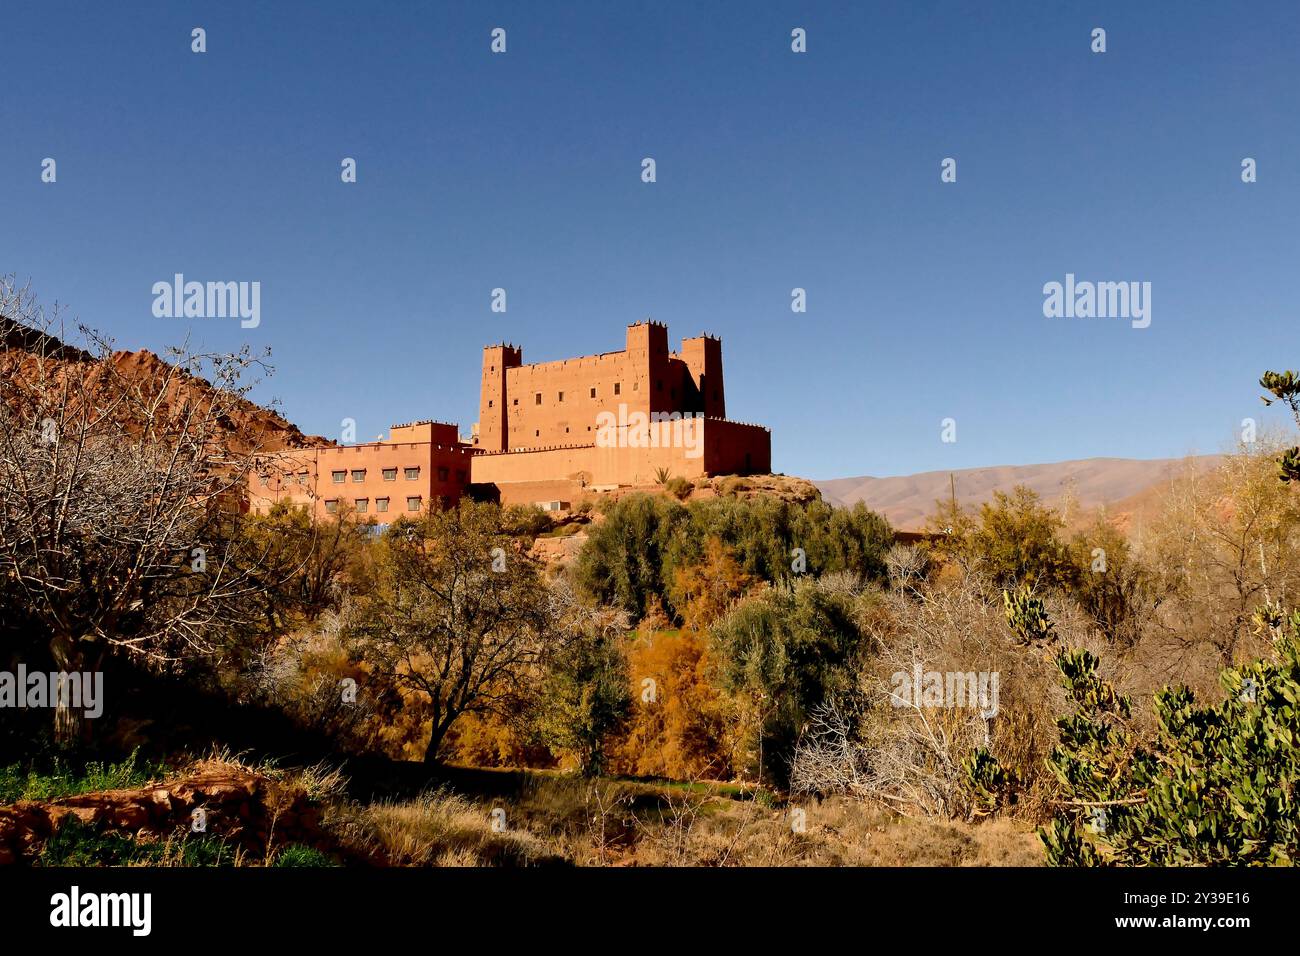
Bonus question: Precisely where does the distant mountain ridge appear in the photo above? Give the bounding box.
[816,456,1222,531]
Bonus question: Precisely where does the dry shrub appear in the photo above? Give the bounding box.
[627,792,1041,867]
[1138,437,1300,682]
[347,789,556,867]
[792,573,1100,822]
[609,629,733,780]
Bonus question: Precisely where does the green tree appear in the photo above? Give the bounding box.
[928,486,1074,591]
[535,621,631,776]
[344,501,556,765]
[709,580,863,785]
[1260,369,1300,483]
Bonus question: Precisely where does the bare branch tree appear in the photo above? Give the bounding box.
[0,276,278,743]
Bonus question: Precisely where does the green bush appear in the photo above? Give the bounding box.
[710,580,864,785]
[574,494,892,622]
[0,749,164,804]
[36,818,237,867]
[273,843,341,867]
[1032,606,1300,865]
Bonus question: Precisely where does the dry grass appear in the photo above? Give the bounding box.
[342,788,561,866]
[325,773,1043,867]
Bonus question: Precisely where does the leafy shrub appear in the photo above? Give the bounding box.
[273,843,340,867]
[574,494,891,622]
[710,580,864,785]
[665,476,692,501]
[980,599,1300,865]
[36,818,237,867]
[0,749,164,804]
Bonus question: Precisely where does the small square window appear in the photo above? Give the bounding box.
[590,387,596,398]
[512,398,518,406]
[456,469,467,483]
[488,400,494,408]
[406,496,422,512]
[437,466,449,481]
[351,469,365,482]
[558,391,564,402]
[535,393,542,405]
[383,468,397,481]
[614,383,621,396]
[259,475,269,487]
[376,497,389,513]
[355,498,369,513]
[331,470,345,483]
[325,500,338,513]
[405,467,420,480]
[535,430,540,437]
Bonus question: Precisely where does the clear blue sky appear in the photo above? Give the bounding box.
[2,1,1297,479]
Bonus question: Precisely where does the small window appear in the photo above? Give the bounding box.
[512,398,518,406]
[383,468,397,481]
[355,498,369,513]
[456,469,467,483]
[535,393,542,405]
[558,392,564,403]
[376,497,389,513]
[614,383,621,396]
[437,466,449,481]
[633,382,638,391]
[535,430,540,437]
[405,467,420,480]
[351,469,365,482]
[325,500,338,514]
[259,475,269,487]
[406,496,422,512]
[488,400,494,408]
[331,470,345,483]
[590,387,596,398]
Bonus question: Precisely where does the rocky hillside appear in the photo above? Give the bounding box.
[1,316,331,454]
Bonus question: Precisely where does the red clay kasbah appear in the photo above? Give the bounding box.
[247,321,771,518]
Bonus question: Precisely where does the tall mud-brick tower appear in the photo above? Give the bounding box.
[478,343,521,452]
[679,334,725,419]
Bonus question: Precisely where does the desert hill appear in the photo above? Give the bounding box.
[817,455,1223,532]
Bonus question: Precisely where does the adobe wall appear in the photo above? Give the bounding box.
[701,419,771,476]
[389,421,460,445]
[470,417,768,494]
[247,439,473,520]
[502,349,651,449]
[314,442,471,519]
[477,323,730,453]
